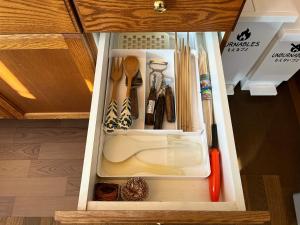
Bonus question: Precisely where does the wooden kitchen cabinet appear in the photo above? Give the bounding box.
[0,33,96,119]
[0,0,79,34]
[0,0,271,223]
[74,0,245,32]
[0,108,10,119]
[53,0,272,223]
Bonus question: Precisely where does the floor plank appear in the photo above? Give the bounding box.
[13,128,87,144]
[288,72,300,125]
[23,217,41,225]
[264,176,288,225]
[0,144,40,160]
[38,143,85,160]
[65,177,81,197]
[60,119,89,128]
[0,217,7,225]
[241,175,268,211]
[15,120,62,128]
[0,197,14,217]
[4,217,23,225]
[40,217,54,225]
[0,178,67,197]
[0,161,30,178]
[0,129,15,144]
[12,197,78,217]
[28,160,83,177]
[229,83,300,225]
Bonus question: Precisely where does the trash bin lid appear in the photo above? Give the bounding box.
[277,0,300,41]
[239,0,298,23]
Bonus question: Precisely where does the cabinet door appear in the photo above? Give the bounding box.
[0,0,79,34]
[0,110,9,118]
[0,34,96,119]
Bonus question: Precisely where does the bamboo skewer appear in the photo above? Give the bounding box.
[186,32,192,131]
[199,47,213,146]
[181,39,186,131]
[175,33,181,130]
[175,33,194,132]
[184,43,188,131]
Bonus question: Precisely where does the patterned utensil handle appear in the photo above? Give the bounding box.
[104,100,119,133]
[118,97,132,130]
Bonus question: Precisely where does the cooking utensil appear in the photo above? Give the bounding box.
[198,47,221,201]
[145,85,157,125]
[103,135,168,162]
[135,146,202,167]
[102,156,184,176]
[126,70,143,119]
[209,124,221,202]
[199,48,213,146]
[104,57,123,133]
[165,85,175,122]
[176,34,193,131]
[103,134,204,163]
[101,141,203,176]
[145,60,168,127]
[118,56,139,130]
[175,33,180,128]
[154,92,165,129]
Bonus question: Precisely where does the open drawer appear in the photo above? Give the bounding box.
[55,32,270,224]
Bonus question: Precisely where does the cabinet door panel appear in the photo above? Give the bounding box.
[0,34,95,119]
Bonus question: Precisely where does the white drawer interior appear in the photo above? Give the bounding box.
[78,32,245,211]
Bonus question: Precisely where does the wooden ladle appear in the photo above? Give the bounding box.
[118,56,139,129]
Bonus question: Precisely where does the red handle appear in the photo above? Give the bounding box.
[209,148,221,202]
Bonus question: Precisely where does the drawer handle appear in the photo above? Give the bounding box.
[154,0,166,13]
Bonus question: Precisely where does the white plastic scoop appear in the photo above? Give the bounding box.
[103,134,204,164]
[135,146,202,167]
[101,156,184,176]
[103,135,168,163]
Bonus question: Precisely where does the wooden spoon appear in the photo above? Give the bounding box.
[124,56,139,97]
[118,56,139,129]
[103,57,123,133]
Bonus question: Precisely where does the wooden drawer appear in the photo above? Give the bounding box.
[55,32,270,224]
[74,0,245,32]
[0,0,79,34]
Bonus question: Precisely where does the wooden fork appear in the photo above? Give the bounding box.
[104,57,123,133]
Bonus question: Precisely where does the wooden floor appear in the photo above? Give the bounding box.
[0,120,88,217]
[0,75,299,224]
[229,74,300,225]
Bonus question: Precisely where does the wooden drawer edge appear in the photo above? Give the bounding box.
[55,210,270,224]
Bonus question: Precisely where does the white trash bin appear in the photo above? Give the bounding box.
[241,0,300,96]
[222,0,298,95]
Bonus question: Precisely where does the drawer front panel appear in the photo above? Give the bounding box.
[0,0,78,33]
[56,210,270,224]
[74,0,245,32]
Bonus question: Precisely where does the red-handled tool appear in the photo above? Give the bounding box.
[209,123,221,202]
[198,48,221,201]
